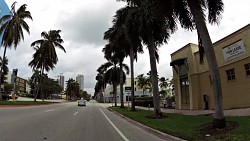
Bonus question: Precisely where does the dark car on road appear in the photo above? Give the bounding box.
[1,92,9,100]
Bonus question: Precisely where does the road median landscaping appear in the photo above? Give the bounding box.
[110,106,250,141]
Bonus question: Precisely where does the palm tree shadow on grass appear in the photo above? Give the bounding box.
[199,121,238,138]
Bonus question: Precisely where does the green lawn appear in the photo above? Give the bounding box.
[111,107,250,141]
[0,101,59,105]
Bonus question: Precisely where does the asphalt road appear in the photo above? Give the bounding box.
[0,100,166,141]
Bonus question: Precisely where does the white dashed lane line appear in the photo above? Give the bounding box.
[45,109,55,112]
[73,111,78,116]
[100,108,129,141]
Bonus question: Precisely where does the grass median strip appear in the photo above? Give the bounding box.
[110,106,250,141]
[0,101,59,105]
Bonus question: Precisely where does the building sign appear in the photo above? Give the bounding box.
[125,87,131,91]
[222,39,246,61]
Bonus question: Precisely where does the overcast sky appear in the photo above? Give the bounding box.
[2,0,250,94]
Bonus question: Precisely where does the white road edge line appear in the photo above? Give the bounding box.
[45,109,55,112]
[100,108,129,141]
[74,111,78,116]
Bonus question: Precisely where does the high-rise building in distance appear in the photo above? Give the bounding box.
[58,74,64,90]
[76,74,84,91]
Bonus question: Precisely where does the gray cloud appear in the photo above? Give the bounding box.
[2,0,250,95]
[56,1,125,47]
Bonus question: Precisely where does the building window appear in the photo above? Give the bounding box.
[134,81,136,85]
[226,69,235,81]
[135,88,137,91]
[244,63,250,76]
[180,76,189,104]
[209,75,212,85]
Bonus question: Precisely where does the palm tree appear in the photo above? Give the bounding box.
[153,0,226,128]
[65,78,75,100]
[29,30,66,101]
[98,61,129,106]
[0,2,32,99]
[95,72,105,102]
[121,0,226,128]
[159,77,170,98]
[136,74,149,95]
[109,6,144,110]
[29,70,40,97]
[0,56,8,84]
[102,43,128,108]
[117,0,171,117]
[159,77,169,91]
[29,46,54,101]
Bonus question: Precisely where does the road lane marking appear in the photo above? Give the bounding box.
[100,108,129,141]
[45,109,55,112]
[73,111,78,116]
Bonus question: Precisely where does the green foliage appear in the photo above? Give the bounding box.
[42,77,63,98]
[28,71,62,99]
[0,57,9,83]
[4,83,13,93]
[65,78,80,100]
[134,97,154,107]
[0,101,58,105]
[111,107,250,141]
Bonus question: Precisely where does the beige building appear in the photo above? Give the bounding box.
[171,24,250,110]
[103,77,150,102]
[15,76,27,94]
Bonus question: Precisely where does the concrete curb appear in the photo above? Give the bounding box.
[108,107,186,141]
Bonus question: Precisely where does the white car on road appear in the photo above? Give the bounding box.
[78,99,86,106]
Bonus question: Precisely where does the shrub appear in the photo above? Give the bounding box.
[135,97,154,107]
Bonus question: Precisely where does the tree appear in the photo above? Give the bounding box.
[159,77,172,98]
[104,6,143,110]
[97,61,129,106]
[121,0,226,128]
[136,74,149,95]
[102,43,127,108]
[159,77,169,91]
[95,71,106,102]
[65,78,75,100]
[65,78,80,100]
[28,70,41,97]
[154,0,226,128]
[42,77,63,99]
[0,2,32,99]
[29,30,66,101]
[0,56,9,84]
[118,0,171,117]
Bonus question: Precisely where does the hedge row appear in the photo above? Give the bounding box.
[134,97,154,107]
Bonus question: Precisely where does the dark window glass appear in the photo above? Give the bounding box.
[244,63,250,76]
[226,69,235,81]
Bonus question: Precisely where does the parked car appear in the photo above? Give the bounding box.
[8,93,18,99]
[1,91,9,100]
[78,99,86,106]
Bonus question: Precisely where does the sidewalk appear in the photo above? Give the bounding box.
[116,102,250,116]
[136,106,250,116]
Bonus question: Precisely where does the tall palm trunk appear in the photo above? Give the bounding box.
[119,59,124,108]
[113,82,117,106]
[130,47,136,111]
[34,68,43,101]
[0,46,7,100]
[188,0,225,128]
[147,29,162,117]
